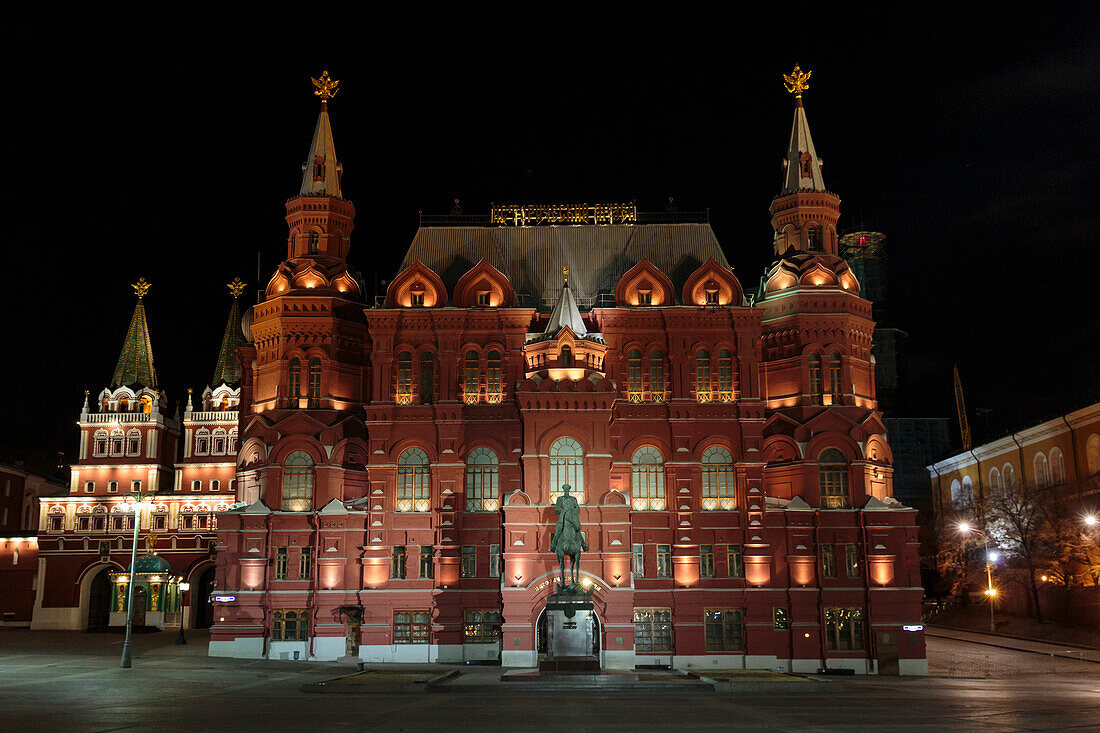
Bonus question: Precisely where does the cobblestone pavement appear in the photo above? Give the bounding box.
[2,630,1100,731]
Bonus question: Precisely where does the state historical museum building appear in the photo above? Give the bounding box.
[43,70,927,674]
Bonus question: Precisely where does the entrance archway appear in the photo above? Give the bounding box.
[192,566,216,629]
[535,606,601,659]
[86,568,112,630]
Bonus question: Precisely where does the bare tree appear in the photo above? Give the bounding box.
[986,478,1054,623]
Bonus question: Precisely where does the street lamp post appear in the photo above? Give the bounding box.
[176,579,190,645]
[958,523,998,632]
[120,493,152,669]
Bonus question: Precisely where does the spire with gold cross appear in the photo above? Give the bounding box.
[110,278,159,389]
[211,278,248,387]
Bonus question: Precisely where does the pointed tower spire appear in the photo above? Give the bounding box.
[211,278,247,387]
[545,267,587,336]
[110,278,158,389]
[781,66,826,194]
[769,66,841,256]
[300,70,343,198]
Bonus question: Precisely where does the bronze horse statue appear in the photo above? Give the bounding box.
[549,483,588,592]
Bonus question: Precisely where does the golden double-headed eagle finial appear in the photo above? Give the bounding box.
[227,277,247,298]
[312,70,340,101]
[783,65,812,97]
[562,265,569,284]
[132,277,151,299]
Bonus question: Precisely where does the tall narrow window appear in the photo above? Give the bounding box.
[299,547,313,579]
[391,546,407,579]
[307,358,321,406]
[465,447,499,511]
[700,545,715,578]
[656,544,672,578]
[397,448,431,512]
[821,544,836,578]
[461,546,477,578]
[727,544,744,578]
[489,544,500,578]
[631,446,666,511]
[288,357,301,399]
[632,543,645,578]
[627,349,643,402]
[649,350,665,403]
[396,351,413,404]
[701,445,735,511]
[410,292,424,307]
[464,350,480,404]
[818,449,849,509]
[808,353,823,405]
[281,451,314,511]
[549,438,584,503]
[844,544,860,578]
[420,353,435,404]
[419,546,433,579]
[717,349,734,401]
[486,350,502,403]
[275,547,288,580]
[695,349,711,402]
[308,231,319,254]
[829,353,842,401]
[560,345,573,368]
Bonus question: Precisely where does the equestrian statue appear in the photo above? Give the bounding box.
[549,483,589,593]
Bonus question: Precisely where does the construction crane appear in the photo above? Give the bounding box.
[953,365,972,452]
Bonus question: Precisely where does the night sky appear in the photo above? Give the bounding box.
[3,10,1097,472]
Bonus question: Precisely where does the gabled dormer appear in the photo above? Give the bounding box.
[385,260,448,308]
[682,257,744,306]
[452,259,513,308]
[614,258,675,306]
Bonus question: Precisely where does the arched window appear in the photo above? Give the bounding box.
[989,467,1002,492]
[627,349,643,401]
[195,428,210,456]
[109,429,125,455]
[631,446,666,511]
[465,447,499,512]
[828,353,842,401]
[949,479,962,507]
[227,428,238,454]
[464,350,480,404]
[549,438,584,503]
[93,429,108,457]
[211,428,227,455]
[486,350,502,403]
[288,357,301,399]
[307,358,322,406]
[396,351,413,404]
[1033,452,1049,488]
[649,350,665,403]
[126,429,141,456]
[397,448,430,512]
[695,349,711,403]
[1049,448,1065,485]
[716,349,733,402]
[281,450,314,512]
[1003,463,1016,488]
[807,226,819,251]
[808,354,823,405]
[308,231,319,254]
[818,448,849,509]
[420,353,435,404]
[701,445,735,511]
[1088,434,1100,475]
[561,345,573,368]
[961,476,974,507]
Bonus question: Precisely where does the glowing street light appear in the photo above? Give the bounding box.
[1084,515,1098,528]
[957,523,998,632]
[176,578,191,646]
[987,550,999,563]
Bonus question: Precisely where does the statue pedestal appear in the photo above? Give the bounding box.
[540,593,599,673]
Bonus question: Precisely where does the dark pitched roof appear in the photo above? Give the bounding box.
[399,222,729,310]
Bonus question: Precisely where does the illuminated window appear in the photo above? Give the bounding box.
[695,349,711,402]
[486,350,502,402]
[829,353,842,400]
[819,449,849,509]
[419,546,433,579]
[397,448,430,512]
[464,350,480,403]
[307,358,321,406]
[638,290,652,306]
[281,450,314,511]
[704,608,744,651]
[410,292,424,307]
[393,610,430,644]
[464,610,500,643]
[824,608,864,650]
[844,544,860,578]
[391,545,406,579]
[774,607,790,630]
[727,545,744,578]
[465,447,499,511]
[700,545,715,578]
[633,608,672,652]
[419,353,435,404]
[477,291,491,307]
[702,446,735,510]
[461,546,477,578]
[288,357,301,399]
[716,349,734,401]
[549,438,584,503]
[821,544,836,578]
[396,352,413,404]
[649,351,665,403]
[627,349,643,401]
[808,354,823,405]
[656,544,671,578]
[275,547,288,580]
[272,609,308,641]
[705,288,719,305]
[631,446,666,511]
[632,543,644,578]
